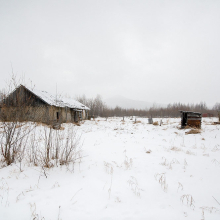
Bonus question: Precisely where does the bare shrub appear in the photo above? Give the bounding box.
[29,202,45,220]
[180,194,195,209]
[0,121,35,167]
[153,121,159,126]
[26,132,39,166]
[200,206,220,220]
[104,162,114,174]
[112,161,121,168]
[160,157,180,170]
[59,127,82,166]
[104,161,114,199]
[154,173,168,192]
[0,178,10,206]
[160,157,169,167]
[185,129,201,135]
[123,150,133,170]
[127,176,142,197]
[185,150,196,155]
[170,146,182,152]
[170,158,180,164]
[134,120,141,124]
[177,182,183,192]
[38,125,82,169]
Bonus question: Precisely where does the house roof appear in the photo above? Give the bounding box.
[21,85,90,110]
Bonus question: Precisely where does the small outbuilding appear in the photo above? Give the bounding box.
[0,85,90,126]
[179,111,202,128]
[202,113,214,117]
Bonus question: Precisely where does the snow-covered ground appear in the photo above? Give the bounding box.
[0,117,220,220]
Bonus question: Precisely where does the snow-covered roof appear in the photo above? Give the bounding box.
[23,85,90,110]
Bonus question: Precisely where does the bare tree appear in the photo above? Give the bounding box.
[213,102,220,111]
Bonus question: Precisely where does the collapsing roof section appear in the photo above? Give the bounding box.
[16,85,90,110]
[179,110,202,116]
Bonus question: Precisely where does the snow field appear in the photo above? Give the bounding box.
[0,117,220,220]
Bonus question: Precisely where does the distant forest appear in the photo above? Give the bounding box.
[77,95,220,118]
[1,89,219,118]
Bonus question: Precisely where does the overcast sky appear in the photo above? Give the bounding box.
[0,0,219,106]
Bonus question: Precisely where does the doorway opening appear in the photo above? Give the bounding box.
[56,112,60,121]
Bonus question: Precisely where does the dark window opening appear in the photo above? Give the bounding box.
[57,112,60,120]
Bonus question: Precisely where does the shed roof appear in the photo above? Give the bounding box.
[179,110,201,115]
[19,85,90,110]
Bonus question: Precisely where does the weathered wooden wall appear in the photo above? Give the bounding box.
[0,105,82,124]
[1,85,88,124]
[4,86,46,107]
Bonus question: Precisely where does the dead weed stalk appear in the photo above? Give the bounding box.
[180,194,195,209]
[154,173,168,192]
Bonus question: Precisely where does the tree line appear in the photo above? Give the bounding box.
[76,95,220,118]
[1,86,219,118]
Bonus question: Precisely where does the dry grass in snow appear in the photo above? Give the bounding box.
[0,117,220,220]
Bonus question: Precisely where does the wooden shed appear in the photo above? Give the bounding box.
[202,113,214,117]
[0,85,90,126]
[179,111,202,128]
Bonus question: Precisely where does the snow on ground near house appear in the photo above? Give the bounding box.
[0,117,220,220]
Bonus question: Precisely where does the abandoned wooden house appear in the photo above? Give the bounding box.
[179,111,202,128]
[0,85,90,125]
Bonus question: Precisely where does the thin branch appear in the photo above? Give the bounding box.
[213,196,220,206]
[70,188,82,201]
